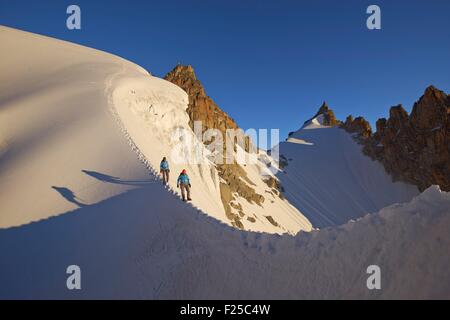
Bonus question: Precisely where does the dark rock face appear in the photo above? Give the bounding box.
[341,115,372,139]
[164,65,265,229]
[341,86,450,192]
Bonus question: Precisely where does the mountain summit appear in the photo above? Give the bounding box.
[312,101,340,126]
[164,65,240,135]
[301,101,340,128]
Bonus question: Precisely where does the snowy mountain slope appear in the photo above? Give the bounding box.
[110,73,309,233]
[0,26,449,299]
[274,115,419,228]
[0,26,310,234]
[231,148,312,233]
[110,72,228,221]
[0,181,449,299]
[0,26,153,227]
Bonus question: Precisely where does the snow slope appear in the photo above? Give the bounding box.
[110,71,311,233]
[0,26,309,234]
[274,118,419,228]
[0,26,154,228]
[0,182,449,299]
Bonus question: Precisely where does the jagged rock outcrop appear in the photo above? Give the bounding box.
[164,66,247,145]
[341,86,450,191]
[341,115,372,139]
[164,65,267,228]
[310,102,340,126]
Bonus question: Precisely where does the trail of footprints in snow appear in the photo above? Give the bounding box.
[106,79,217,218]
[105,72,285,258]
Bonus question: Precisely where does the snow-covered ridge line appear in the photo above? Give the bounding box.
[109,73,230,221]
[0,26,165,227]
[104,63,220,219]
[109,66,311,234]
[104,65,162,189]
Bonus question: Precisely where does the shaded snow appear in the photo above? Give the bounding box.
[0,26,152,228]
[0,183,449,299]
[275,120,419,228]
[301,114,325,129]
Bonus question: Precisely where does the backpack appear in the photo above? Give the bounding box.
[178,174,190,185]
[160,161,169,170]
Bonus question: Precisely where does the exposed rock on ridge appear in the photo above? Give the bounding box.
[165,65,278,229]
[309,102,340,126]
[341,86,449,191]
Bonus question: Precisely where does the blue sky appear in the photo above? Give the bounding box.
[1,0,449,138]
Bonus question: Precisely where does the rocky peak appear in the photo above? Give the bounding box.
[165,65,199,86]
[389,104,408,120]
[167,64,196,78]
[340,115,372,138]
[388,104,409,129]
[164,65,240,134]
[315,101,331,115]
[374,118,387,138]
[420,85,448,106]
[309,101,339,126]
[340,85,449,192]
[164,64,205,99]
[410,85,449,130]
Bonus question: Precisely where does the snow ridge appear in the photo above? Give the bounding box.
[104,63,215,216]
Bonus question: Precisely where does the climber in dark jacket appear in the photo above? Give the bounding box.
[160,157,170,184]
[177,169,192,201]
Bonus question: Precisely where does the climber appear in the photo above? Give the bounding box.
[160,157,170,184]
[177,169,192,202]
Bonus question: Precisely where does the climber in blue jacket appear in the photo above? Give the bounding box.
[160,157,170,184]
[177,169,192,201]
